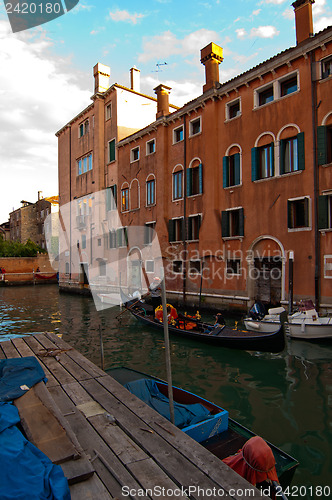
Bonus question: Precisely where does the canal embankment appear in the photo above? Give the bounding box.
[0,254,57,285]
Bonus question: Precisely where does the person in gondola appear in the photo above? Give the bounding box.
[149,277,162,311]
[204,312,225,334]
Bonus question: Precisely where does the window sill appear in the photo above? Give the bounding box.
[187,193,202,199]
[321,162,332,168]
[172,139,184,145]
[224,114,242,123]
[288,227,312,232]
[224,183,242,190]
[189,131,202,139]
[319,228,332,234]
[172,197,184,203]
[222,236,244,241]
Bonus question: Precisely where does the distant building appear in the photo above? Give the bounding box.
[9,194,59,249]
[57,0,332,311]
[0,221,10,241]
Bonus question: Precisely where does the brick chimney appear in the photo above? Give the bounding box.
[292,0,315,45]
[93,63,110,94]
[130,66,140,92]
[200,42,223,93]
[154,84,171,119]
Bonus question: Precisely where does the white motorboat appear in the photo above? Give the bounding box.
[244,301,332,341]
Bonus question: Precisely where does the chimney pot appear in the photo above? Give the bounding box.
[292,0,315,45]
[200,42,223,93]
[93,63,110,94]
[130,66,141,92]
[154,84,171,119]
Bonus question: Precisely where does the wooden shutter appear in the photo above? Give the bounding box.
[234,153,241,185]
[318,195,329,230]
[109,140,115,162]
[317,126,327,166]
[106,187,112,212]
[280,139,285,175]
[198,164,203,194]
[221,211,230,237]
[238,208,244,236]
[297,132,305,171]
[287,200,293,228]
[187,217,192,240]
[251,147,259,181]
[168,219,175,242]
[223,156,229,188]
[186,168,192,196]
[113,185,117,208]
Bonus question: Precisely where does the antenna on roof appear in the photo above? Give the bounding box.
[152,62,168,80]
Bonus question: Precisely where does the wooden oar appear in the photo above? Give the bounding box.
[115,293,149,319]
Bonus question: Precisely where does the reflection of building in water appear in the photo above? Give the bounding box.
[57,0,332,312]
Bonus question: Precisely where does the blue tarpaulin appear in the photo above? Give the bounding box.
[0,357,71,500]
[125,378,212,429]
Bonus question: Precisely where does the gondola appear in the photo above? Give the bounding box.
[109,366,299,492]
[120,290,285,353]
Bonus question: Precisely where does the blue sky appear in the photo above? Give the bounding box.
[0,0,331,222]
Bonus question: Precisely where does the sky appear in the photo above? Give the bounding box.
[0,0,331,223]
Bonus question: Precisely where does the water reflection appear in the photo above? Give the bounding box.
[0,285,331,496]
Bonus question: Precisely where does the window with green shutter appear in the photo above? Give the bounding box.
[221,208,244,238]
[287,197,310,229]
[317,126,332,166]
[106,185,117,211]
[223,154,240,187]
[187,164,203,196]
[318,195,331,230]
[187,215,201,240]
[109,139,116,162]
[280,133,305,174]
[169,218,184,242]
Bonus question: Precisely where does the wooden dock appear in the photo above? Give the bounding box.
[0,333,262,500]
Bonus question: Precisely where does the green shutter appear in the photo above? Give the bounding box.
[239,208,244,236]
[187,217,192,240]
[198,163,203,194]
[221,211,230,238]
[297,132,305,171]
[181,218,185,241]
[223,156,229,188]
[287,200,292,229]
[198,214,202,236]
[168,219,175,242]
[113,185,117,208]
[317,126,327,166]
[106,187,112,211]
[251,147,259,181]
[318,195,329,230]
[116,228,122,247]
[234,153,240,185]
[109,140,115,162]
[186,168,192,196]
[270,143,275,176]
[280,139,285,175]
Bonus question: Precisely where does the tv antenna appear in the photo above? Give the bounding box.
[152,62,168,79]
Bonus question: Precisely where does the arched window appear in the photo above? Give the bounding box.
[172,165,184,200]
[121,183,129,212]
[251,133,275,181]
[130,179,139,210]
[146,174,156,206]
[187,159,203,196]
[223,145,241,188]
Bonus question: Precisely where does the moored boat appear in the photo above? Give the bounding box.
[109,366,299,491]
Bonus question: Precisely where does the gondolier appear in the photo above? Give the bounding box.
[149,277,162,311]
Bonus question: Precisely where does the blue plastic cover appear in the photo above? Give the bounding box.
[0,357,47,402]
[125,378,212,429]
[0,402,71,500]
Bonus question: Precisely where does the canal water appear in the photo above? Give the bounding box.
[1,285,331,498]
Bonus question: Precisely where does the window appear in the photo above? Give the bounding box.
[187,215,201,241]
[223,153,240,187]
[173,260,183,274]
[109,230,117,249]
[221,208,244,238]
[146,139,155,155]
[173,126,184,143]
[318,194,332,230]
[106,103,112,120]
[252,144,274,180]
[258,86,274,106]
[121,187,129,211]
[81,234,86,249]
[77,153,92,175]
[280,133,305,174]
[108,139,115,162]
[321,56,332,79]
[106,185,117,211]
[79,120,89,137]
[173,169,183,200]
[79,123,84,137]
[84,120,89,135]
[189,117,201,136]
[168,218,184,242]
[187,164,203,196]
[227,259,241,275]
[146,179,155,206]
[65,262,70,275]
[99,261,106,276]
[145,260,155,273]
[98,238,102,247]
[117,227,128,248]
[280,75,298,97]
[226,99,241,120]
[317,125,332,166]
[144,222,156,245]
[287,197,310,230]
[189,260,201,275]
[130,147,139,162]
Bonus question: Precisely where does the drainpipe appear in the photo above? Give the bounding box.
[182,115,187,306]
[310,49,320,309]
[69,125,72,280]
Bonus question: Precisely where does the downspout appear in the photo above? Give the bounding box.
[310,50,320,309]
[69,125,72,280]
[182,115,187,306]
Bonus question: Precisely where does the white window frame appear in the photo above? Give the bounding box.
[145,260,155,273]
[146,138,156,156]
[173,125,184,144]
[189,116,202,137]
[287,195,312,233]
[130,146,140,163]
[106,103,112,120]
[225,98,241,121]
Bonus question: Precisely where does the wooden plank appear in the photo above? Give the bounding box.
[11,337,59,387]
[48,384,150,500]
[1,340,20,358]
[60,456,95,485]
[69,473,113,500]
[15,385,79,464]
[45,332,106,378]
[0,345,5,359]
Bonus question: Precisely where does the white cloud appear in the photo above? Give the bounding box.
[252,9,261,16]
[263,0,287,4]
[109,9,145,25]
[0,21,91,221]
[138,28,220,64]
[236,28,247,39]
[250,26,279,38]
[282,8,294,21]
[315,15,332,32]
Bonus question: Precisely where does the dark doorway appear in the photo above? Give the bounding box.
[254,257,282,306]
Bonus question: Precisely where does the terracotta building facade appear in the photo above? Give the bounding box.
[57,0,332,311]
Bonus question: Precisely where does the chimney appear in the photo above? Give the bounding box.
[154,84,171,119]
[93,63,110,94]
[200,42,223,93]
[292,0,315,45]
[130,66,141,92]
[38,191,43,201]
